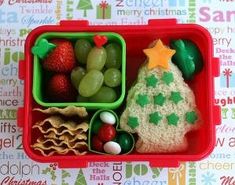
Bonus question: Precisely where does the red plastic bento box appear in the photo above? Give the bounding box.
[17,19,221,168]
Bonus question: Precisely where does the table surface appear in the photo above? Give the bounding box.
[0,0,234,184]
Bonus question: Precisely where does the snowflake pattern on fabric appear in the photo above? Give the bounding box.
[201,172,216,185]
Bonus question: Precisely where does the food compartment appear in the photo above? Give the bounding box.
[32,32,126,110]
[18,19,220,167]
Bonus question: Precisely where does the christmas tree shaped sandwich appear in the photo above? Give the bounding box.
[120,40,201,153]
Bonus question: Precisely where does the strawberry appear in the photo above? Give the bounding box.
[47,74,77,102]
[43,39,76,73]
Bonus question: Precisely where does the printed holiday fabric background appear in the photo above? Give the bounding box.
[0,0,234,184]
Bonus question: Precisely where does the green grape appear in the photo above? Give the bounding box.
[76,95,89,102]
[105,43,122,69]
[78,70,104,97]
[74,39,92,64]
[70,66,86,89]
[89,86,117,103]
[87,47,107,71]
[104,68,121,87]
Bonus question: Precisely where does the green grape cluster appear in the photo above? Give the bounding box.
[71,39,122,103]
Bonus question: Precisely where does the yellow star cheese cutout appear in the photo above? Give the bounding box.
[143,40,176,70]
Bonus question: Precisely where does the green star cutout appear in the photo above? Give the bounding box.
[128,116,139,129]
[149,112,162,125]
[31,38,56,59]
[154,93,165,106]
[136,94,149,107]
[145,75,158,87]
[167,113,179,126]
[186,111,198,124]
[161,72,174,85]
[170,91,183,104]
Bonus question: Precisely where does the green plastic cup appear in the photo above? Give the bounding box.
[32,32,126,109]
[88,109,135,155]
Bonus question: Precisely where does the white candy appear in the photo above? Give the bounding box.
[100,111,116,125]
[103,141,121,155]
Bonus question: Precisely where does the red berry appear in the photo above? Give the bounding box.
[43,39,75,73]
[92,135,103,152]
[98,124,116,142]
[47,74,77,102]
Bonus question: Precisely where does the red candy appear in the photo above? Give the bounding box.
[94,35,108,48]
[92,135,103,152]
[98,123,116,142]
